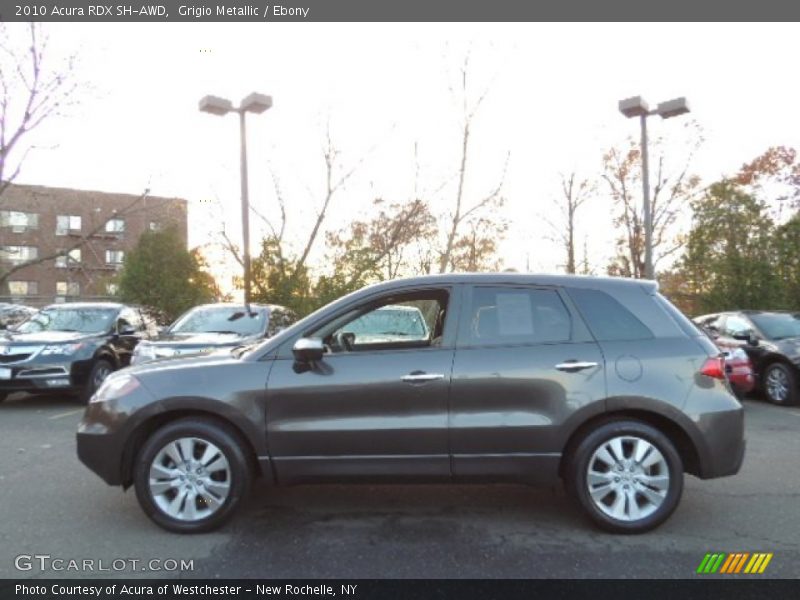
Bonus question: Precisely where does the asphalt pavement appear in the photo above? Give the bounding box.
[0,392,798,579]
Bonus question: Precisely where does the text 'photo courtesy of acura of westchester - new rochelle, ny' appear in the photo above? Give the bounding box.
[76,274,745,534]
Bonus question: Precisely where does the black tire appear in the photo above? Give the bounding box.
[80,359,115,404]
[134,417,252,533]
[762,362,799,406]
[0,392,7,403]
[566,420,683,534]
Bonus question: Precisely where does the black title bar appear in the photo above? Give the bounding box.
[0,0,799,22]
[2,579,800,600]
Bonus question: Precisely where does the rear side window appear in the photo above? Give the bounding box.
[465,287,572,346]
[655,294,704,337]
[567,287,653,341]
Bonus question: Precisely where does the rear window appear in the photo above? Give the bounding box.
[655,294,703,337]
[567,287,653,341]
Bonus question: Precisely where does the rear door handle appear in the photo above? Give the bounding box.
[555,361,599,372]
[402,372,445,383]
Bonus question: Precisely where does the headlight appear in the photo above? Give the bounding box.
[41,343,85,356]
[91,373,140,403]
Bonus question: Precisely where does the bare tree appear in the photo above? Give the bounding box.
[0,23,79,199]
[293,122,381,277]
[544,172,595,274]
[602,127,702,278]
[325,197,437,286]
[437,54,509,273]
[447,215,507,272]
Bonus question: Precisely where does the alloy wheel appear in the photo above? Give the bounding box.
[148,437,232,522]
[586,435,670,522]
[765,367,790,403]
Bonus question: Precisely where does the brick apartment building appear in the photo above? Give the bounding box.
[0,184,188,306]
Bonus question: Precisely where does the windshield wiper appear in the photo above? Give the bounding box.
[206,330,240,335]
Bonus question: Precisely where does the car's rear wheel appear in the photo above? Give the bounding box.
[567,420,683,534]
[133,418,251,533]
[763,363,798,406]
[80,359,114,404]
[0,392,7,403]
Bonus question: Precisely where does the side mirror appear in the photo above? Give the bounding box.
[292,337,324,362]
[732,330,759,346]
[119,325,137,336]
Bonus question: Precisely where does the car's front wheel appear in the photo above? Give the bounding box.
[80,359,114,404]
[567,420,683,534]
[763,362,798,406]
[133,418,252,533]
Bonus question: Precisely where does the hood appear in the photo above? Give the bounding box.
[145,331,257,347]
[128,351,239,376]
[0,330,100,344]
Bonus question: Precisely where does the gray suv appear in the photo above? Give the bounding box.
[77,274,745,534]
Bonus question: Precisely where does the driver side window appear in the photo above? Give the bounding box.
[723,315,751,337]
[314,290,449,354]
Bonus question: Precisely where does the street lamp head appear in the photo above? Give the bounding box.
[240,92,273,114]
[199,95,234,116]
[618,96,650,118]
[656,97,690,119]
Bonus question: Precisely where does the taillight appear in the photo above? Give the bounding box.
[700,356,726,379]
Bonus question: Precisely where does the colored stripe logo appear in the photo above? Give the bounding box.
[696,552,773,574]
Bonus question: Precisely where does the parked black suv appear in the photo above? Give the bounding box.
[0,302,157,403]
[695,310,800,405]
[131,303,296,365]
[78,274,744,534]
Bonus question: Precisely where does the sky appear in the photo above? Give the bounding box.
[5,22,800,292]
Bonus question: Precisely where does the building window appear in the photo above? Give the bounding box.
[149,221,162,232]
[55,248,81,268]
[0,210,39,232]
[106,283,119,296]
[1,246,38,264]
[56,281,80,297]
[8,281,38,296]
[56,215,82,235]
[105,218,125,233]
[105,250,125,265]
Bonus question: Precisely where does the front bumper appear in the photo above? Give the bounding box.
[76,378,158,487]
[77,422,125,485]
[0,360,84,395]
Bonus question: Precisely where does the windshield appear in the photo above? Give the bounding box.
[169,306,267,336]
[16,307,117,334]
[345,308,427,337]
[749,312,800,341]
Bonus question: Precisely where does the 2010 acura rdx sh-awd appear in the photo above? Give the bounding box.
[77,274,745,534]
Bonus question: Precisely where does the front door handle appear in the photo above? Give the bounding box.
[402,372,445,383]
[555,361,599,372]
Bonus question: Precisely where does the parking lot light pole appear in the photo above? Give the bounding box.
[618,96,690,280]
[199,92,273,311]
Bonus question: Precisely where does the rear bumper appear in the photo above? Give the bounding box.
[695,405,746,479]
